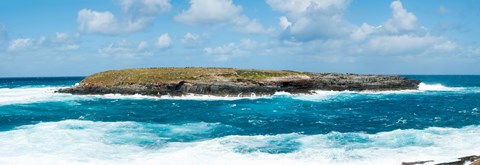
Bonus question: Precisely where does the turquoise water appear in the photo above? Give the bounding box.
[0,76,479,164]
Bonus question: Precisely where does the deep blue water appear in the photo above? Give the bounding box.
[0,76,479,164]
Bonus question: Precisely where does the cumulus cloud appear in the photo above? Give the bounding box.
[52,32,69,42]
[7,32,80,52]
[137,41,148,50]
[77,9,118,34]
[44,32,80,51]
[175,0,271,34]
[99,40,152,58]
[268,0,352,41]
[260,0,462,65]
[267,0,348,16]
[181,32,204,48]
[349,23,377,41]
[175,0,241,25]
[365,35,453,55]
[117,0,171,15]
[78,0,461,66]
[57,44,80,51]
[203,39,261,62]
[7,38,34,52]
[231,16,273,34]
[279,16,292,30]
[78,0,171,35]
[156,33,171,49]
[383,0,417,33]
[204,43,238,62]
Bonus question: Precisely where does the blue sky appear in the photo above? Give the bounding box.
[0,0,479,77]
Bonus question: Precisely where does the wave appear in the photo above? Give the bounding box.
[0,82,477,105]
[0,120,222,164]
[0,120,478,164]
[0,87,76,106]
[417,83,463,91]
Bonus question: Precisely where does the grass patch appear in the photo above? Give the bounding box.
[81,67,305,86]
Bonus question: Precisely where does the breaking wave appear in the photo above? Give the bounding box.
[0,120,478,165]
[0,82,476,106]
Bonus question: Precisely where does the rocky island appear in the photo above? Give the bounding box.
[58,67,421,96]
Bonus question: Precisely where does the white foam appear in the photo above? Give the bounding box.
[0,87,264,106]
[0,82,474,105]
[0,87,81,106]
[0,120,220,164]
[291,90,344,101]
[157,93,272,101]
[0,120,479,165]
[418,83,462,91]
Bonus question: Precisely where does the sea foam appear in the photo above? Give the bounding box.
[0,82,473,106]
[417,83,462,91]
[0,120,478,165]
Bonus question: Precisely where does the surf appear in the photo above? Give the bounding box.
[0,120,479,165]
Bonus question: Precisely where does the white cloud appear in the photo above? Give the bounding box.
[279,16,292,30]
[267,0,348,16]
[181,32,204,48]
[365,35,447,55]
[204,43,236,55]
[204,43,238,62]
[137,41,148,50]
[50,32,80,51]
[7,32,80,52]
[433,40,457,51]
[156,33,171,49]
[57,44,80,51]
[175,0,271,34]
[268,0,352,41]
[53,32,69,42]
[7,38,34,52]
[175,0,241,25]
[251,0,466,66]
[383,0,417,33]
[350,23,376,40]
[231,16,273,34]
[77,0,171,35]
[99,40,152,59]
[37,36,46,45]
[117,0,171,15]
[77,9,118,34]
[203,39,261,62]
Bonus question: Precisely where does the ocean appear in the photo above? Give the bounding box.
[0,76,479,165]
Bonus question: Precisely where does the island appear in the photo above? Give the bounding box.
[57,67,421,96]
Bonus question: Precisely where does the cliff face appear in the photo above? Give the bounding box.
[57,68,421,96]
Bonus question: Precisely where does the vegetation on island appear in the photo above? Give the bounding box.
[81,67,307,86]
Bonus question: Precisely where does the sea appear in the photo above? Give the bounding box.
[0,75,479,165]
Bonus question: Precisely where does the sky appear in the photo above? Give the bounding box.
[0,0,479,77]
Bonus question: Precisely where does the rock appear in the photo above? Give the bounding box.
[472,159,480,165]
[57,68,421,97]
[404,155,480,165]
[401,160,434,165]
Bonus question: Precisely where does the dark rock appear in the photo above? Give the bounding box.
[404,155,480,165]
[57,72,421,97]
[402,160,434,165]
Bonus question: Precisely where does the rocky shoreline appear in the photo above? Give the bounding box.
[402,155,480,165]
[57,68,421,96]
